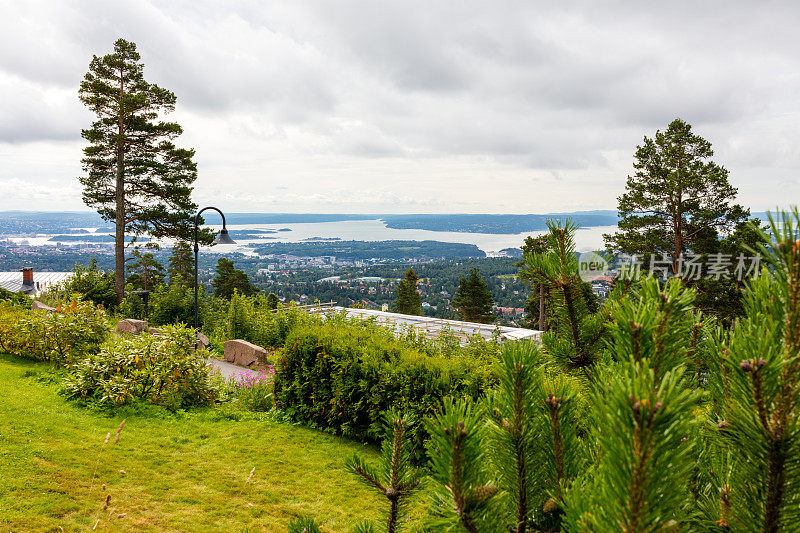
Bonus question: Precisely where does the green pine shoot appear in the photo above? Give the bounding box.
[345,412,421,533]
[426,398,499,532]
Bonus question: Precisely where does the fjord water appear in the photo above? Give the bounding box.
[9,219,614,254]
[215,219,614,254]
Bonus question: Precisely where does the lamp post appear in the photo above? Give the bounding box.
[194,206,236,347]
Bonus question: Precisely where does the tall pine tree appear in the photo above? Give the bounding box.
[604,118,747,276]
[79,38,204,304]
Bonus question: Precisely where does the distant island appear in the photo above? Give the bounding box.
[304,237,341,241]
[498,247,524,257]
[249,240,485,260]
[380,212,620,234]
[226,229,277,239]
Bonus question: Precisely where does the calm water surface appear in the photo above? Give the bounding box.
[11,219,616,255]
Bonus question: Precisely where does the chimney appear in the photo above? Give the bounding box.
[21,267,34,289]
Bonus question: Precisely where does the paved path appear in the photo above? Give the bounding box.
[206,358,260,380]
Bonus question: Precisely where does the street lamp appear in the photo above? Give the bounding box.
[194,206,236,347]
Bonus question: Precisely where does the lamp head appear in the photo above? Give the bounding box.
[214,228,236,245]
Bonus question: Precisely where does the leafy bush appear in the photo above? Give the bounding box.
[63,324,218,410]
[148,283,198,326]
[0,286,29,307]
[203,295,314,349]
[40,258,117,310]
[0,299,109,367]
[273,319,494,457]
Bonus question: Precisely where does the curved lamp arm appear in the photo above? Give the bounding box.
[193,206,229,340]
[194,206,228,254]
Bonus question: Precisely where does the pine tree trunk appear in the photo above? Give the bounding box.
[115,148,125,305]
[114,70,126,305]
[539,284,545,331]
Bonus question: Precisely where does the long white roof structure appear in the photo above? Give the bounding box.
[308,305,541,344]
[0,271,73,295]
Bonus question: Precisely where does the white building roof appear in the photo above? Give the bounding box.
[0,271,73,296]
[308,305,541,344]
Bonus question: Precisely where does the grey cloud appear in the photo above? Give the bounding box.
[2,1,800,212]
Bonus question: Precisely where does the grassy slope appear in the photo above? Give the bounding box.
[0,354,423,532]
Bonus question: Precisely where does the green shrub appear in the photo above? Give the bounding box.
[0,287,29,307]
[0,299,110,367]
[40,258,117,310]
[148,283,197,326]
[63,323,218,410]
[203,296,314,349]
[273,320,494,457]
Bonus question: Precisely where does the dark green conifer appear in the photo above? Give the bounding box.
[392,269,422,316]
[345,412,421,533]
[452,268,495,323]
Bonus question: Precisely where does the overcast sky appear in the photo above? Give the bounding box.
[1,1,799,214]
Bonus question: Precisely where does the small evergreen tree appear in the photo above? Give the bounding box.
[212,258,257,299]
[126,249,164,291]
[452,268,495,323]
[266,292,280,310]
[704,208,800,531]
[168,240,194,287]
[345,412,422,533]
[286,516,322,533]
[226,290,249,340]
[564,277,703,530]
[488,341,584,532]
[392,269,422,316]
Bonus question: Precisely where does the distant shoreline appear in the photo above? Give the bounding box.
[1,210,623,236]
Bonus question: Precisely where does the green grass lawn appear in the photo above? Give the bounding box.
[0,353,425,532]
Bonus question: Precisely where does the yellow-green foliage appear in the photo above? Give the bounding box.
[0,299,109,367]
[64,324,219,410]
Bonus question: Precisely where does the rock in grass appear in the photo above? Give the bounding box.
[116,318,149,335]
[31,301,59,313]
[223,339,268,368]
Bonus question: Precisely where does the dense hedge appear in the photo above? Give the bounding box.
[273,320,495,456]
